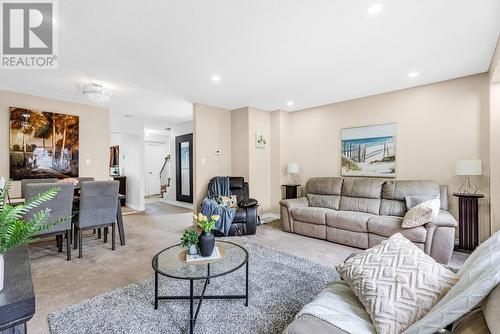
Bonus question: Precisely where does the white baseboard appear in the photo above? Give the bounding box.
[160,199,193,210]
[260,213,280,224]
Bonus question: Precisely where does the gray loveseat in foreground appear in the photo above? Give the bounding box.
[280,177,458,264]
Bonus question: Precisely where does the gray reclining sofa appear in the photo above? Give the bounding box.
[280,177,458,264]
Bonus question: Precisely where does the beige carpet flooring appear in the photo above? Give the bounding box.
[26,201,467,334]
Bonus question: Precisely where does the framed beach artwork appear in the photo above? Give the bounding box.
[9,107,79,180]
[341,123,396,178]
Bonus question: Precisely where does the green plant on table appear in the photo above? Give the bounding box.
[0,181,69,254]
[193,213,220,233]
[181,229,199,248]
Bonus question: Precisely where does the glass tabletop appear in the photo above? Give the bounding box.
[152,241,248,280]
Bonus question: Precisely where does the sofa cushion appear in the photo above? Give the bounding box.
[368,215,427,243]
[285,316,352,334]
[308,193,341,210]
[382,180,440,200]
[379,199,407,217]
[297,280,376,334]
[428,210,459,227]
[336,233,458,334]
[339,196,381,215]
[341,178,384,199]
[326,211,375,232]
[307,177,343,195]
[380,180,440,217]
[294,221,327,239]
[327,227,369,249]
[482,284,500,334]
[451,308,491,334]
[291,207,330,225]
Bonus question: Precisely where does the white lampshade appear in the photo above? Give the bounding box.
[287,163,299,174]
[455,160,482,176]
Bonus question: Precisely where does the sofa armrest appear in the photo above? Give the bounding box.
[427,210,458,228]
[280,197,309,210]
[424,210,457,265]
[280,197,308,233]
[239,198,258,208]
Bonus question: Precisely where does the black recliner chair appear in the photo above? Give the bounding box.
[208,177,259,236]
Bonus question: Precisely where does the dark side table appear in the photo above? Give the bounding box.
[453,193,484,252]
[282,184,300,199]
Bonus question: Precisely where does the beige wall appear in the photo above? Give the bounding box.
[490,37,500,84]
[270,110,290,214]
[231,108,249,180]
[286,74,491,240]
[489,38,500,234]
[193,75,494,240]
[491,83,500,234]
[193,103,232,212]
[248,107,272,212]
[0,90,110,198]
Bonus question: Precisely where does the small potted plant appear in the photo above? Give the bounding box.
[0,181,68,291]
[181,229,199,255]
[194,213,219,257]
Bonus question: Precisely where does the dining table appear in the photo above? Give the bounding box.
[9,184,127,246]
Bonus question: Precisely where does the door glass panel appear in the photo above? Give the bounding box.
[180,142,190,196]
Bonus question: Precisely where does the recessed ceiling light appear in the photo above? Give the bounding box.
[408,71,420,78]
[287,101,294,106]
[211,74,220,82]
[367,3,383,15]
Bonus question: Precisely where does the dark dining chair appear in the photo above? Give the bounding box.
[74,177,96,236]
[73,181,119,258]
[24,183,74,261]
[21,178,58,198]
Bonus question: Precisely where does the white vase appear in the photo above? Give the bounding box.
[188,244,197,255]
[0,254,4,292]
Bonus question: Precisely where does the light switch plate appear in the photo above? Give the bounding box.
[85,158,92,166]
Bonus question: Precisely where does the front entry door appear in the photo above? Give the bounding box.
[175,133,193,203]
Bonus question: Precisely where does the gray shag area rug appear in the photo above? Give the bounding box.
[48,241,340,334]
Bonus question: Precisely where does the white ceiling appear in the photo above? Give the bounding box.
[0,0,499,128]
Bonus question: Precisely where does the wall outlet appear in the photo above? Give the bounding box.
[85,158,92,166]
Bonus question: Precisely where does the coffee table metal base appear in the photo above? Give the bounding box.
[154,262,249,334]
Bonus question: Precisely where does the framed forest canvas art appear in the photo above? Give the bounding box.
[9,107,79,180]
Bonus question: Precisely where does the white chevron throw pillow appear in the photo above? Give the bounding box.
[336,233,458,334]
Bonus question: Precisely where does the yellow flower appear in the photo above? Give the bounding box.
[211,215,220,222]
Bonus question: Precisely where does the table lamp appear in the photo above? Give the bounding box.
[287,163,299,185]
[455,159,481,194]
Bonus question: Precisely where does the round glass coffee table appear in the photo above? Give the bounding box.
[152,240,249,334]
